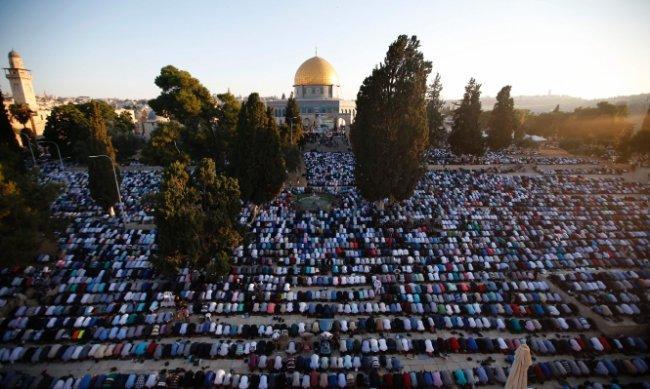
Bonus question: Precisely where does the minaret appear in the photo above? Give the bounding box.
[4,50,38,111]
[4,50,44,135]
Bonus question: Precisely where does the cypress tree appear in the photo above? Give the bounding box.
[426,73,446,147]
[194,158,241,275]
[351,35,432,203]
[232,93,286,206]
[87,102,120,213]
[216,92,241,167]
[487,85,517,150]
[448,78,484,156]
[155,161,202,269]
[284,94,303,144]
[155,158,241,275]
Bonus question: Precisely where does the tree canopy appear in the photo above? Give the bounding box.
[77,100,118,124]
[148,65,217,124]
[109,111,143,162]
[9,103,32,127]
[44,104,90,161]
[283,94,303,145]
[0,89,20,152]
[215,92,241,167]
[487,85,517,150]
[141,121,189,166]
[1,91,59,265]
[86,102,121,213]
[557,102,632,153]
[0,148,60,266]
[155,158,241,275]
[426,73,446,147]
[44,100,143,162]
[9,103,33,137]
[148,66,232,164]
[231,93,286,205]
[448,78,484,156]
[351,35,432,203]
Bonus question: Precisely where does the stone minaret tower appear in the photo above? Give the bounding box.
[4,50,44,135]
[5,50,38,111]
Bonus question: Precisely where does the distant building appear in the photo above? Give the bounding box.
[115,108,136,121]
[3,50,45,135]
[136,108,168,139]
[266,56,356,134]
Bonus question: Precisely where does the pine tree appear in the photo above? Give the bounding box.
[448,78,484,156]
[351,35,431,203]
[231,93,286,206]
[87,102,120,213]
[0,89,20,151]
[284,94,303,144]
[426,73,446,147]
[149,65,220,162]
[149,65,217,124]
[487,85,517,150]
[141,121,189,166]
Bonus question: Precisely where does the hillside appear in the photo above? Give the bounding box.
[470,93,650,128]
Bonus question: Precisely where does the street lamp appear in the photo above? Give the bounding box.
[289,116,299,144]
[37,140,64,169]
[88,154,124,223]
[19,133,37,167]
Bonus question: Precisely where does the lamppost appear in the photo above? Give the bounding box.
[289,116,299,144]
[37,140,64,169]
[88,154,124,223]
[19,133,37,167]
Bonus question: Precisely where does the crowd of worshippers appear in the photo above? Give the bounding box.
[425,148,600,166]
[304,152,355,190]
[303,133,350,150]
[535,166,632,176]
[0,150,648,387]
[0,331,647,364]
[551,271,649,323]
[1,357,649,388]
[39,165,159,224]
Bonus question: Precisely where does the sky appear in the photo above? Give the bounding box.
[1,0,649,101]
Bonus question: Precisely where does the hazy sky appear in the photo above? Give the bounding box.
[1,0,648,100]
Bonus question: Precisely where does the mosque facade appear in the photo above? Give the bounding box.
[266,56,356,133]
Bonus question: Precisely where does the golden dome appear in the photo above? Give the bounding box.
[294,56,339,86]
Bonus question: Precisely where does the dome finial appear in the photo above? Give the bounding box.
[315,46,318,57]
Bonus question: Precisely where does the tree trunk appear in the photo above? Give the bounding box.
[108,206,115,217]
